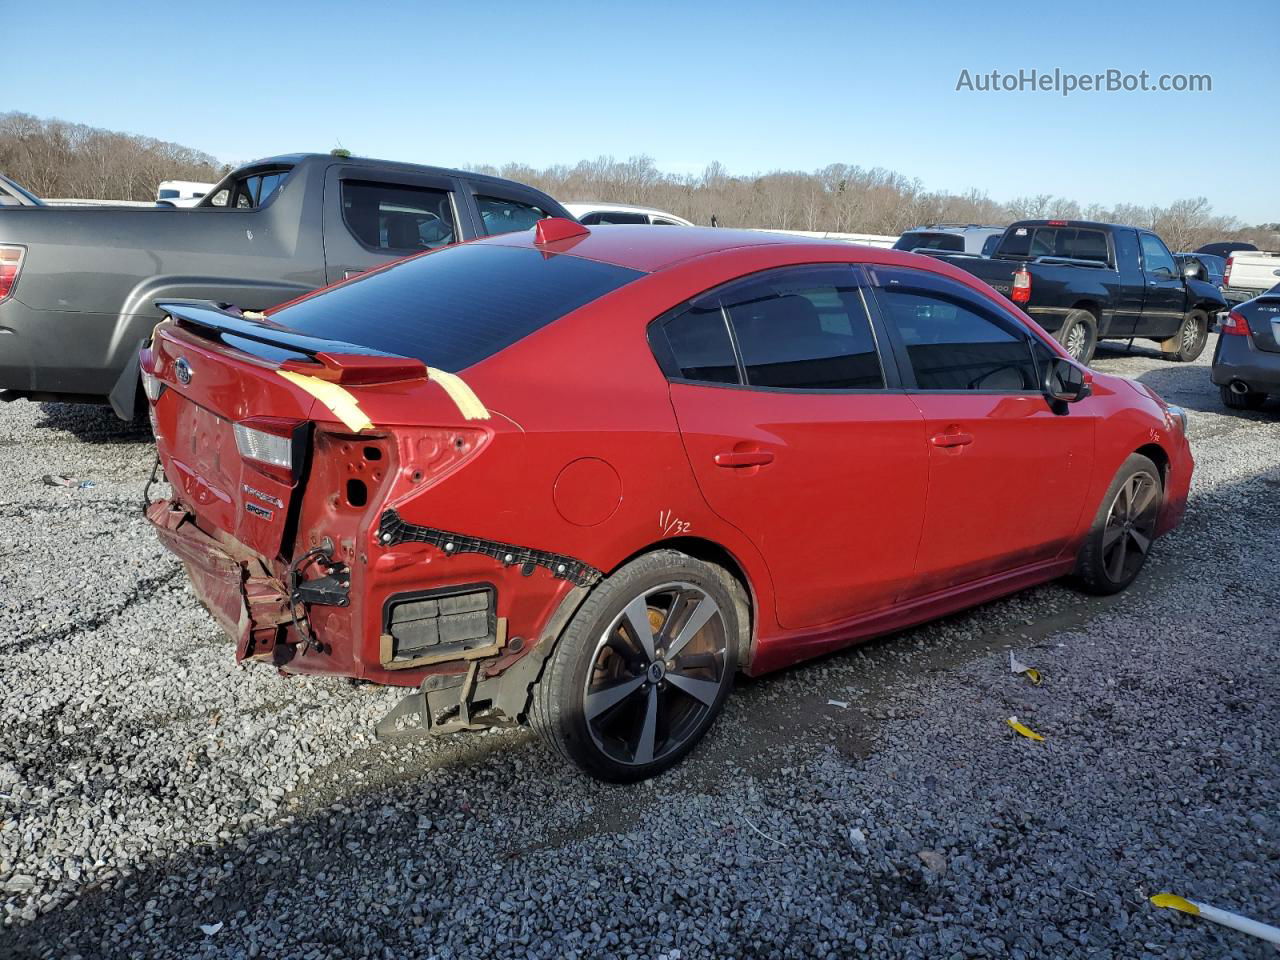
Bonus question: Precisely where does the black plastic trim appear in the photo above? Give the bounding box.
[376,510,603,588]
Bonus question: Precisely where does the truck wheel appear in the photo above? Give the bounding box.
[530,550,739,782]
[1161,311,1208,362]
[1057,310,1097,365]
[1219,384,1266,411]
[1073,453,1162,596]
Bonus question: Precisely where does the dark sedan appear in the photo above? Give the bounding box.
[1212,285,1280,410]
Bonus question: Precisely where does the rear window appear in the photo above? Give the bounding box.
[894,232,964,253]
[270,244,644,372]
[997,226,1109,263]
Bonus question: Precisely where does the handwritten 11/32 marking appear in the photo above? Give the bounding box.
[658,510,691,537]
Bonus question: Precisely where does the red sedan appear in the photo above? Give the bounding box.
[142,220,1193,781]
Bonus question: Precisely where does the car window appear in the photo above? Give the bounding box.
[661,302,739,384]
[208,187,229,207]
[651,217,681,226]
[341,180,457,252]
[272,244,642,372]
[476,195,553,236]
[232,171,287,209]
[874,270,1038,391]
[894,232,963,252]
[579,210,649,225]
[720,266,885,390]
[1140,233,1177,276]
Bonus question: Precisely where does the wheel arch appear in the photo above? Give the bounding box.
[1134,441,1170,486]
[609,536,759,670]
[1071,299,1102,319]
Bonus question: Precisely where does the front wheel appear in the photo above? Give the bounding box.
[1161,311,1209,362]
[1057,310,1098,365]
[530,550,739,782]
[1073,454,1163,595]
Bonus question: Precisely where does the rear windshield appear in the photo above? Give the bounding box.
[270,244,644,371]
[997,226,1110,264]
[894,232,964,253]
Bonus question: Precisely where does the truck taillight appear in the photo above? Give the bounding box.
[1011,267,1032,304]
[1223,256,1233,287]
[234,417,306,484]
[0,245,25,303]
[1219,310,1250,337]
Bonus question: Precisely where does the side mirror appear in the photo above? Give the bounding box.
[1182,261,1202,280]
[1043,356,1090,404]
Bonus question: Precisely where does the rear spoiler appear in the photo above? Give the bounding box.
[155,299,427,384]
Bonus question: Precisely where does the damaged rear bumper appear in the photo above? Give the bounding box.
[146,500,294,660]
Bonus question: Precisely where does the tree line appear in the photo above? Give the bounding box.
[0,112,226,202]
[2,112,1273,252]
[475,156,1277,252]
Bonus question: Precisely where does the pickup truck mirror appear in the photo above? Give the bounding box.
[1181,260,1202,280]
[1043,356,1090,405]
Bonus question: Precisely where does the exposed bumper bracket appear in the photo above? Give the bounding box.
[374,660,496,739]
[375,510,603,588]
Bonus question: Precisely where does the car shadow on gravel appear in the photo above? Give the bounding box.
[32,402,151,445]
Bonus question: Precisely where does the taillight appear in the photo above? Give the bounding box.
[1219,310,1251,337]
[1224,256,1233,287]
[1011,267,1032,304]
[234,417,305,484]
[139,346,163,402]
[0,245,25,303]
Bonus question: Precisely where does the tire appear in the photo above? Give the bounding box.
[530,550,739,782]
[1057,310,1098,365]
[1160,310,1209,362]
[1219,383,1267,411]
[1073,454,1163,596]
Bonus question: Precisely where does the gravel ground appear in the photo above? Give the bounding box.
[1,337,1277,959]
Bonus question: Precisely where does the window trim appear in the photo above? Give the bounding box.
[337,176,463,256]
[865,264,1053,396]
[647,262,900,394]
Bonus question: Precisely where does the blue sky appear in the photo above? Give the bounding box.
[8,0,1279,221]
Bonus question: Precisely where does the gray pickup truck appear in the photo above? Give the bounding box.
[0,153,571,418]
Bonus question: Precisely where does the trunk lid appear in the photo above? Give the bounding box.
[1242,295,1280,354]
[147,301,431,560]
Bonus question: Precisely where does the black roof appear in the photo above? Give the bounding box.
[1010,218,1142,232]
[239,153,525,189]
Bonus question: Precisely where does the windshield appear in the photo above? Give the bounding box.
[271,244,644,372]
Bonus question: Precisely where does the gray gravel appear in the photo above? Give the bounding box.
[1,336,1277,959]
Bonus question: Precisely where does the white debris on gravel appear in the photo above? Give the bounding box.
[1,338,1277,959]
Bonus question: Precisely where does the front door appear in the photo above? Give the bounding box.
[658,264,930,629]
[867,266,1096,596]
[1136,232,1187,339]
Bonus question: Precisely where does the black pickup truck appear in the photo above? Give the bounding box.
[0,153,570,418]
[937,219,1227,364]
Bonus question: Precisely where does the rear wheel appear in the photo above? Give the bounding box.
[1219,383,1267,410]
[1161,310,1209,362]
[1074,454,1163,595]
[1057,310,1098,365]
[530,550,738,782]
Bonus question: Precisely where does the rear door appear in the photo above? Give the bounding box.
[867,266,1095,595]
[1136,232,1185,338]
[322,165,464,284]
[1109,228,1145,337]
[659,264,929,629]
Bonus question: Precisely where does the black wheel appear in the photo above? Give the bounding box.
[1074,454,1163,596]
[1161,311,1209,362]
[530,550,739,782]
[1219,383,1266,411]
[1057,310,1098,365]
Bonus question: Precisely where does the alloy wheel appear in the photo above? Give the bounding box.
[1181,315,1206,357]
[583,582,728,767]
[1101,470,1160,582]
[1064,323,1088,362]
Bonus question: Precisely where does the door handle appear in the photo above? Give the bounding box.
[930,432,974,449]
[714,450,774,468]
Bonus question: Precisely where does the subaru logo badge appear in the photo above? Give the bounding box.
[175,357,193,386]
